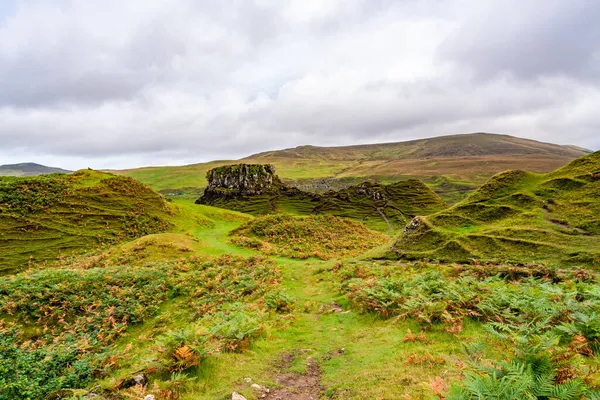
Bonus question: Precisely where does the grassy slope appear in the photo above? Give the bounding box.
[3,196,600,399]
[388,151,600,266]
[0,170,175,274]
[116,133,590,204]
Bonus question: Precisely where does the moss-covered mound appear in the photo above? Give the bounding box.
[230,214,390,260]
[197,164,447,232]
[387,151,600,267]
[0,170,173,273]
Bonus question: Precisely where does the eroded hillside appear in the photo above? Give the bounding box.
[388,151,600,266]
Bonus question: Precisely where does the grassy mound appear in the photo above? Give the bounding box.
[0,170,173,273]
[387,151,600,266]
[230,214,390,260]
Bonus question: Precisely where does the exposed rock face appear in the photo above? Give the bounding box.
[197,164,282,203]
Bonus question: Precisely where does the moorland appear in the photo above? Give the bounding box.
[1,133,599,400]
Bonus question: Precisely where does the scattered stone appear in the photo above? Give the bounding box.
[232,392,247,400]
[143,396,155,400]
[244,377,252,383]
[120,373,148,388]
[251,383,270,392]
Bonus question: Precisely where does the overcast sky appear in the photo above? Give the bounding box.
[0,0,599,170]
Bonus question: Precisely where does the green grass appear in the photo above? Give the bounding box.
[230,214,391,260]
[3,151,600,399]
[387,151,600,267]
[0,170,173,274]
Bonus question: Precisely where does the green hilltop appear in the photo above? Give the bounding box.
[0,162,72,177]
[0,170,173,273]
[387,151,600,266]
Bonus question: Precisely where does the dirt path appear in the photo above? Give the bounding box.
[263,353,323,400]
[375,207,395,232]
[543,209,587,233]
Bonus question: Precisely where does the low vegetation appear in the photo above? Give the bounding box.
[230,214,390,260]
[331,260,600,398]
[0,255,284,399]
[117,133,589,204]
[2,146,600,399]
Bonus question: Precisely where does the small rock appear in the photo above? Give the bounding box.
[120,373,148,388]
[244,377,252,383]
[144,396,155,400]
[232,393,247,400]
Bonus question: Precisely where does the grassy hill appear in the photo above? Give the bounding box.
[0,170,173,273]
[3,164,600,398]
[116,133,590,203]
[0,162,72,176]
[196,164,447,232]
[387,151,600,266]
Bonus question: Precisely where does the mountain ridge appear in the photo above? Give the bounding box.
[0,162,72,176]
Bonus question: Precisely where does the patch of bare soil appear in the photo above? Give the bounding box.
[264,354,323,400]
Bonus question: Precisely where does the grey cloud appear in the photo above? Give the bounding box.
[439,0,600,82]
[0,0,598,170]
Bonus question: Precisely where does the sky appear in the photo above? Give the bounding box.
[0,0,599,170]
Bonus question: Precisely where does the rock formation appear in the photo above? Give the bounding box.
[197,164,283,203]
[196,163,447,232]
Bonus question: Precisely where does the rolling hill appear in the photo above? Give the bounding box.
[116,133,591,204]
[0,170,173,273]
[386,150,600,266]
[0,162,72,176]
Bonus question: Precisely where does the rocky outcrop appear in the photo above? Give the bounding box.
[197,164,282,204]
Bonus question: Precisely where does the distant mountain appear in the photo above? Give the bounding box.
[117,133,592,203]
[0,162,72,176]
[247,132,591,160]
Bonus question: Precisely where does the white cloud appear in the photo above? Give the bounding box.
[0,0,598,170]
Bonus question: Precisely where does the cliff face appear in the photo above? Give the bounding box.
[197,164,282,203]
